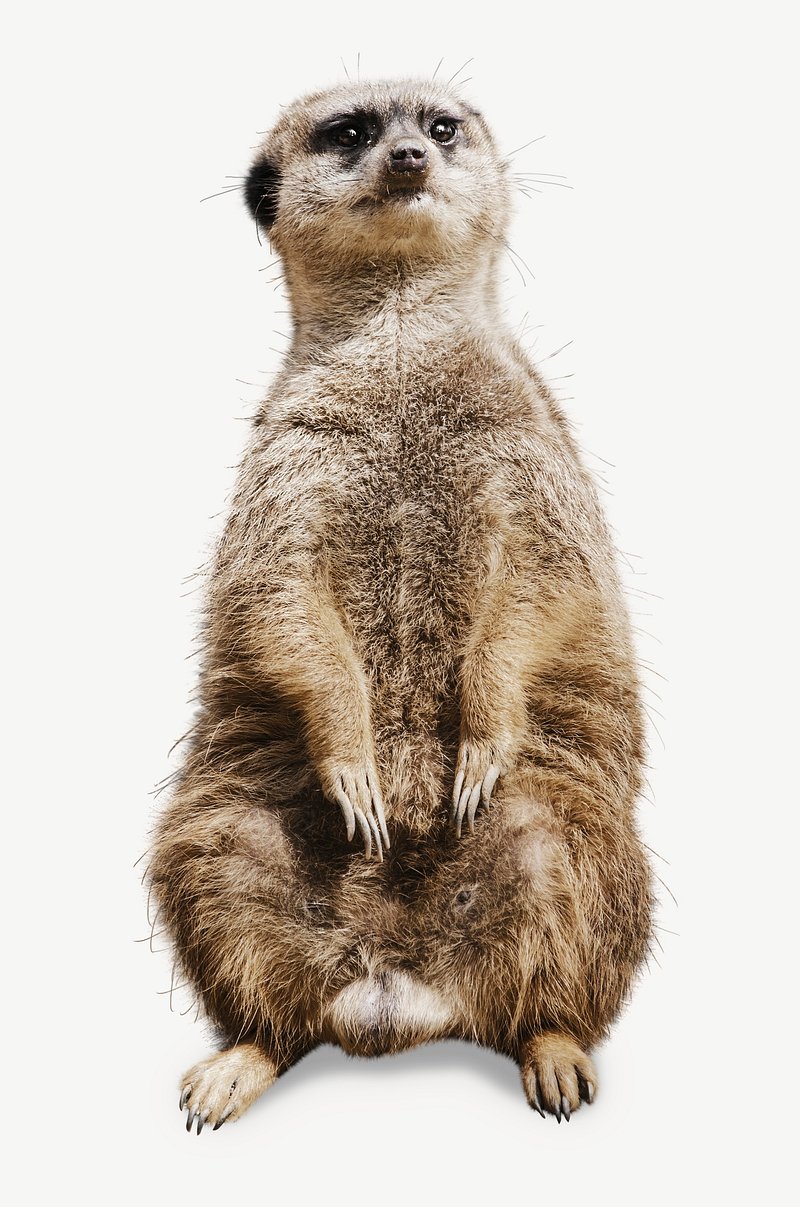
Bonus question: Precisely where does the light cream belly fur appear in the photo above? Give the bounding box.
[322,971,456,1055]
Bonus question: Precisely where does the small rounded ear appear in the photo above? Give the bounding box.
[245,157,280,232]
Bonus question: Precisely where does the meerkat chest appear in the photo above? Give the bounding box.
[275,351,542,635]
[290,355,507,541]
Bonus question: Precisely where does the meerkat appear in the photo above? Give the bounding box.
[148,77,653,1133]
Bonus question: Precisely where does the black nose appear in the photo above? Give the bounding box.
[388,140,429,174]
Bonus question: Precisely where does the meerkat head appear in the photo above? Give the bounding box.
[245,79,511,273]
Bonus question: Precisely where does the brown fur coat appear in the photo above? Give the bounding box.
[148,79,652,1131]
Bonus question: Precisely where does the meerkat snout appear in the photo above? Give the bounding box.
[387,137,429,177]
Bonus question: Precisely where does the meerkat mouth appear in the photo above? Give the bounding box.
[358,183,430,209]
[385,188,426,202]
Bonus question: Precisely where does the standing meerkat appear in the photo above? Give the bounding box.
[148,77,653,1132]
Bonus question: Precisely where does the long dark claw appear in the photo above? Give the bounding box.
[333,785,356,842]
[454,781,471,837]
[577,1071,593,1104]
[464,783,481,834]
[466,781,483,833]
[196,1112,206,1135]
[531,1080,546,1118]
[374,797,390,849]
[179,1086,191,1111]
[481,765,500,808]
[554,1101,562,1124]
[186,1107,197,1133]
[366,811,383,862]
[451,768,465,817]
[365,771,390,850]
[352,806,372,859]
[561,1095,571,1122]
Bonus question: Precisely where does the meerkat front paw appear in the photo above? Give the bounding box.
[519,1032,597,1122]
[451,737,513,837]
[319,756,390,860]
[179,1044,278,1134]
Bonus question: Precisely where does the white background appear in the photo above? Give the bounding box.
[3,1,797,1203]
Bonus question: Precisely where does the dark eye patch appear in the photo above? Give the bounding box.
[312,110,381,153]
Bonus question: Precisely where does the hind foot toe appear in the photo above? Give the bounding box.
[179,1043,277,1134]
[520,1032,597,1122]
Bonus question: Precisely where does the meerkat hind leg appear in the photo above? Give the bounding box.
[520,1032,597,1123]
[180,1043,279,1133]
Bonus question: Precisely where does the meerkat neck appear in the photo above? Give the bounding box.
[281,254,506,357]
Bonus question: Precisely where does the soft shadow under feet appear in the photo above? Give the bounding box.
[269,1039,522,1104]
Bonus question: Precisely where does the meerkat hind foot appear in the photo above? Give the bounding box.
[520,1032,597,1122]
[180,1043,278,1133]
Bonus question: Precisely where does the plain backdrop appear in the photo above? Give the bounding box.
[2,1,797,1203]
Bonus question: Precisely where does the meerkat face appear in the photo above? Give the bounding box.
[245,80,511,269]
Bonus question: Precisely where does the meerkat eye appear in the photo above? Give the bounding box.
[330,124,364,148]
[429,119,458,145]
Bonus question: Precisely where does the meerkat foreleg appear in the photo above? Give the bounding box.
[252,581,389,857]
[452,580,548,836]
